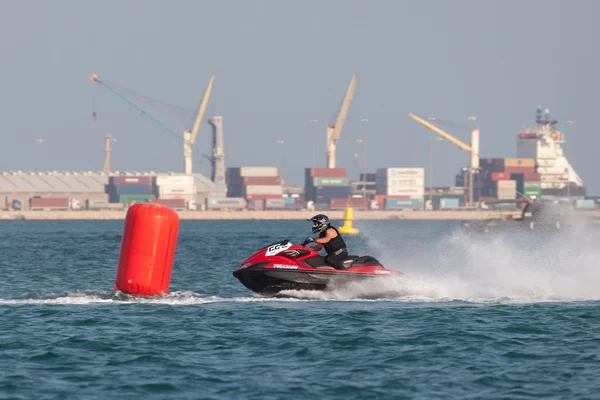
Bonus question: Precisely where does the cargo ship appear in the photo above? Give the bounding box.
[517,106,584,198]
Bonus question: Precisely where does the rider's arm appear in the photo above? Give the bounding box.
[314,228,337,244]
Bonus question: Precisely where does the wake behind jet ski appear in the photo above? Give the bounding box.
[232,239,401,296]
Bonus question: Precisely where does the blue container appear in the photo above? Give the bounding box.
[575,199,595,209]
[439,198,460,209]
[284,197,296,205]
[306,185,351,201]
[384,198,422,209]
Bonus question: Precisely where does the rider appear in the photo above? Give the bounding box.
[303,214,348,270]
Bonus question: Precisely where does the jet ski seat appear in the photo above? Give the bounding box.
[341,255,360,268]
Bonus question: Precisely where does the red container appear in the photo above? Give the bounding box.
[231,176,282,185]
[115,203,180,296]
[29,197,69,208]
[245,194,283,201]
[504,166,535,174]
[305,168,347,178]
[523,172,542,181]
[491,172,510,181]
[330,197,369,209]
[110,176,153,186]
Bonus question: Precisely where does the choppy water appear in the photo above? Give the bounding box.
[1,219,600,399]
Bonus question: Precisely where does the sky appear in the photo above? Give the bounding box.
[1,0,599,192]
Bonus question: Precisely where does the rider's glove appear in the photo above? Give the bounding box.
[302,237,315,246]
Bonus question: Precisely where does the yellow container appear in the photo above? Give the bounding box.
[504,158,535,168]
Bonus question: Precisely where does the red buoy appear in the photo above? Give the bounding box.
[114,203,180,296]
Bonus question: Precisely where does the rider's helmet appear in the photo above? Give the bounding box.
[308,214,330,233]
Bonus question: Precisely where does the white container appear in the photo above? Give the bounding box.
[244,185,284,195]
[376,177,425,187]
[155,175,195,186]
[157,184,197,195]
[497,180,517,189]
[378,187,425,196]
[228,167,278,177]
[158,193,196,201]
[376,168,425,178]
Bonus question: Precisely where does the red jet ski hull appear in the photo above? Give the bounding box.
[233,240,400,296]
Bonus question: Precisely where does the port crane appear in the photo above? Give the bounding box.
[327,74,357,168]
[408,113,480,206]
[90,74,215,175]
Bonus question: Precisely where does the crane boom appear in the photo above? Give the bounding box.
[189,75,215,145]
[90,74,181,139]
[408,113,472,152]
[327,74,357,168]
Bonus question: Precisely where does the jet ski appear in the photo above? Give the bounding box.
[232,239,401,296]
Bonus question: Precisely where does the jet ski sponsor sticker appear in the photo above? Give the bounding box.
[374,270,392,274]
[273,264,298,269]
[265,242,292,256]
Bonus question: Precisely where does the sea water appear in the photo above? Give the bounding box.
[1,219,599,399]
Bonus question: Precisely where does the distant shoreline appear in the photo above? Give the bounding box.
[0,210,523,221]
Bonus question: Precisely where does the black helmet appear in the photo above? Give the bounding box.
[308,214,330,233]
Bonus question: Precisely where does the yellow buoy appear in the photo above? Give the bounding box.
[338,207,359,235]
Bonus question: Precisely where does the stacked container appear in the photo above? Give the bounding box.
[205,197,247,211]
[227,167,283,209]
[472,158,537,201]
[107,176,156,204]
[305,168,350,206]
[282,185,304,210]
[375,168,424,209]
[154,175,196,202]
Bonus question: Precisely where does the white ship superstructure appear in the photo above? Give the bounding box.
[517,107,583,191]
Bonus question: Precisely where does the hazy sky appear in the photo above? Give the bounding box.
[1,0,599,192]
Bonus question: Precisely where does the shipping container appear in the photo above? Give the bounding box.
[206,197,246,210]
[504,158,535,168]
[376,186,425,196]
[504,166,535,174]
[497,180,517,188]
[86,200,126,210]
[152,198,187,209]
[575,199,595,209]
[491,172,510,181]
[154,175,195,186]
[329,197,369,209]
[243,185,284,195]
[305,168,347,178]
[305,186,351,201]
[375,168,425,178]
[479,158,505,172]
[107,184,154,195]
[384,198,423,209]
[29,197,70,210]
[284,197,296,205]
[283,203,303,210]
[523,172,542,181]
[157,185,196,195]
[439,198,460,209]
[523,189,542,198]
[111,194,156,204]
[312,177,350,186]
[230,176,283,185]
[245,194,285,201]
[228,167,278,177]
[359,173,377,182]
[375,177,425,186]
[524,181,542,189]
[264,198,286,209]
[110,176,153,186]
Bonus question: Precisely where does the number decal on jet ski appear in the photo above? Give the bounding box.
[265,242,292,256]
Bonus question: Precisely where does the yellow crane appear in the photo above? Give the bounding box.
[184,75,215,174]
[408,113,480,206]
[327,74,357,168]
